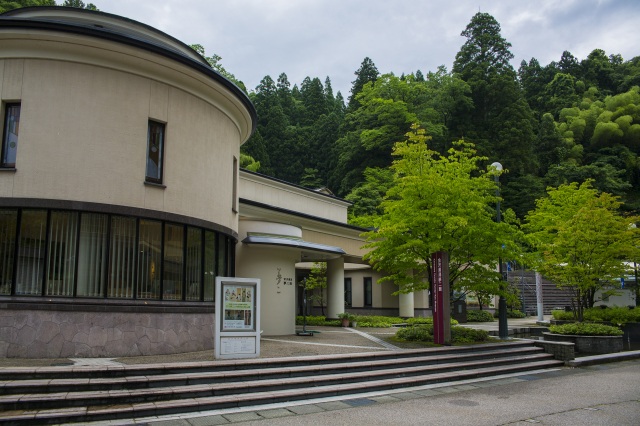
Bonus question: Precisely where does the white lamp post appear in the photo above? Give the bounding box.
[491,162,508,339]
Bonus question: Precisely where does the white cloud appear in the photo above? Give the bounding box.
[96,0,639,95]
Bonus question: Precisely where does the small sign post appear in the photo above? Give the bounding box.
[214,277,260,359]
[432,251,451,345]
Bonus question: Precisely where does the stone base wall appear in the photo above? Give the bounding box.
[0,305,215,358]
[534,340,575,361]
[542,332,623,355]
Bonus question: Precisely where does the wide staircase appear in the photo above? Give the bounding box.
[507,269,573,315]
[0,340,564,425]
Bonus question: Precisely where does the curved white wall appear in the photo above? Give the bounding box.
[236,220,301,335]
[0,30,249,232]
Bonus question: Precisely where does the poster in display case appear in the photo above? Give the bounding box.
[214,277,260,359]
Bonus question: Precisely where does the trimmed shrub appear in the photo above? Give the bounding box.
[451,326,490,343]
[395,324,433,341]
[584,306,640,325]
[467,310,495,322]
[549,322,623,336]
[551,309,574,320]
[552,307,640,325]
[395,324,490,344]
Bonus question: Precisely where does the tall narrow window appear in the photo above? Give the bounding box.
[203,230,216,302]
[0,209,17,295]
[163,223,184,300]
[217,234,228,277]
[364,277,372,307]
[46,211,78,297]
[77,213,108,297]
[344,278,352,307]
[16,210,47,295]
[146,120,164,184]
[137,219,162,299]
[108,216,136,298]
[185,227,202,301]
[1,103,20,168]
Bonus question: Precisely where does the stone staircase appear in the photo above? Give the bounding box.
[507,269,573,315]
[0,341,564,425]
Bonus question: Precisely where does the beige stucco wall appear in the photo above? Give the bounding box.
[235,220,301,335]
[239,172,349,223]
[0,30,249,232]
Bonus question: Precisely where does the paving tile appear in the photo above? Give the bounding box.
[255,408,295,419]
[391,392,422,400]
[315,401,352,411]
[368,395,402,404]
[287,404,326,414]
[413,389,443,397]
[147,419,191,426]
[186,415,231,426]
[222,412,263,423]
[433,386,460,394]
[451,384,481,391]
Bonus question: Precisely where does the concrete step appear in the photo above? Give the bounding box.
[0,345,546,395]
[0,341,564,425]
[0,341,535,380]
[0,353,557,411]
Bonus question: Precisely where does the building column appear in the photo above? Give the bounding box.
[326,257,345,319]
[399,292,414,318]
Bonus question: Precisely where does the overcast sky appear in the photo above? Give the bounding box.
[93,0,638,96]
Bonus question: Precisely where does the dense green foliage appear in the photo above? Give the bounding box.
[524,181,639,320]
[549,322,623,336]
[395,324,490,344]
[552,307,640,325]
[466,310,495,322]
[235,12,640,222]
[361,125,524,301]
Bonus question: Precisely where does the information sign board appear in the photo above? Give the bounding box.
[214,277,260,359]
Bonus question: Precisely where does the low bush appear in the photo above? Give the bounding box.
[507,309,526,318]
[296,315,461,328]
[295,315,330,326]
[551,309,574,320]
[584,306,640,325]
[549,322,623,336]
[405,317,459,326]
[395,324,433,341]
[395,324,490,344]
[552,306,640,325]
[467,310,494,322]
[451,326,490,343]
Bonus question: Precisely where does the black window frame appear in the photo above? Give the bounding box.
[145,120,165,184]
[364,277,372,307]
[344,277,352,307]
[1,103,21,168]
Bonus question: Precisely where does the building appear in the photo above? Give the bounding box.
[0,7,431,358]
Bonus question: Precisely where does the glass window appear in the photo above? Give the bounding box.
[0,209,17,295]
[109,216,136,298]
[146,120,165,183]
[217,234,228,277]
[137,219,162,299]
[364,277,372,307]
[1,103,20,168]
[76,213,108,297]
[46,211,79,297]
[15,210,47,295]
[203,230,216,302]
[163,223,184,300]
[344,278,352,307]
[185,227,202,301]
